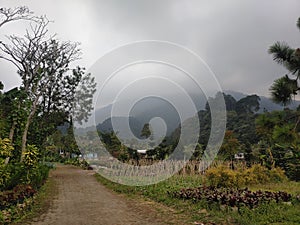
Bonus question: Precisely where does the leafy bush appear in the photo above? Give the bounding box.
[0,138,13,160]
[269,167,287,182]
[0,138,14,190]
[0,163,50,191]
[27,164,50,190]
[80,159,91,170]
[64,158,80,166]
[0,184,36,210]
[205,164,287,188]
[64,158,91,170]
[23,145,39,168]
[0,167,11,191]
[247,164,270,184]
[0,163,24,191]
[0,184,37,224]
[205,165,237,187]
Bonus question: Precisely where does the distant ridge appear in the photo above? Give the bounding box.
[76,90,300,136]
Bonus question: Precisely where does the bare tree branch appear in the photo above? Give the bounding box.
[0,6,41,28]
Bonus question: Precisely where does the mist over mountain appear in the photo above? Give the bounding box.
[87,90,300,140]
[95,97,186,138]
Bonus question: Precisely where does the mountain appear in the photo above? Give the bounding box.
[90,90,300,141]
[94,96,193,136]
[168,91,300,147]
[96,116,143,140]
[224,90,300,112]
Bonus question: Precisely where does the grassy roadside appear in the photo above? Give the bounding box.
[11,168,58,225]
[95,173,300,225]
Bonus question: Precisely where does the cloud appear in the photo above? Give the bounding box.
[0,0,300,100]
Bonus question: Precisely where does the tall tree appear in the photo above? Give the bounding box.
[219,130,240,161]
[0,17,84,161]
[141,123,152,139]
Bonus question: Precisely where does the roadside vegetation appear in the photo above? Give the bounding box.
[0,6,95,224]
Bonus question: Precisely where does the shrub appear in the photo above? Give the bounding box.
[171,186,292,209]
[205,165,236,187]
[0,138,14,190]
[0,168,11,191]
[27,164,50,190]
[64,158,91,170]
[0,163,24,191]
[1,163,50,191]
[247,164,270,184]
[205,164,287,188]
[0,138,13,160]
[64,158,81,166]
[23,145,39,169]
[0,184,36,210]
[269,167,287,183]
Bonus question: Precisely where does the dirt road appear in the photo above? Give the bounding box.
[29,165,181,225]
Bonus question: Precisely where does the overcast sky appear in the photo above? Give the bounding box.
[1,0,300,102]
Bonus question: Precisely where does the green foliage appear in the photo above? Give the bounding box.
[99,131,130,160]
[140,123,151,138]
[0,166,50,224]
[0,138,13,160]
[14,144,51,188]
[0,184,36,210]
[270,75,298,106]
[0,162,50,191]
[0,168,11,191]
[0,138,14,190]
[219,130,240,160]
[268,17,300,105]
[2,163,25,190]
[170,92,260,160]
[255,109,300,180]
[272,124,295,143]
[233,201,300,225]
[22,145,39,168]
[26,164,50,189]
[64,158,91,170]
[205,165,236,187]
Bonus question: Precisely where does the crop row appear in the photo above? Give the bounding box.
[170,186,292,208]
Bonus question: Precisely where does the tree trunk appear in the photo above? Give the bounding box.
[4,121,17,165]
[9,121,16,141]
[20,97,39,162]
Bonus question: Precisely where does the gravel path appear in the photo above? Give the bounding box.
[29,165,169,225]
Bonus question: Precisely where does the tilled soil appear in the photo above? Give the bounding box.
[29,165,184,225]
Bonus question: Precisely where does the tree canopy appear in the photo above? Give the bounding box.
[269,17,300,106]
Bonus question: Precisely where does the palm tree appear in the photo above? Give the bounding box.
[268,17,300,105]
